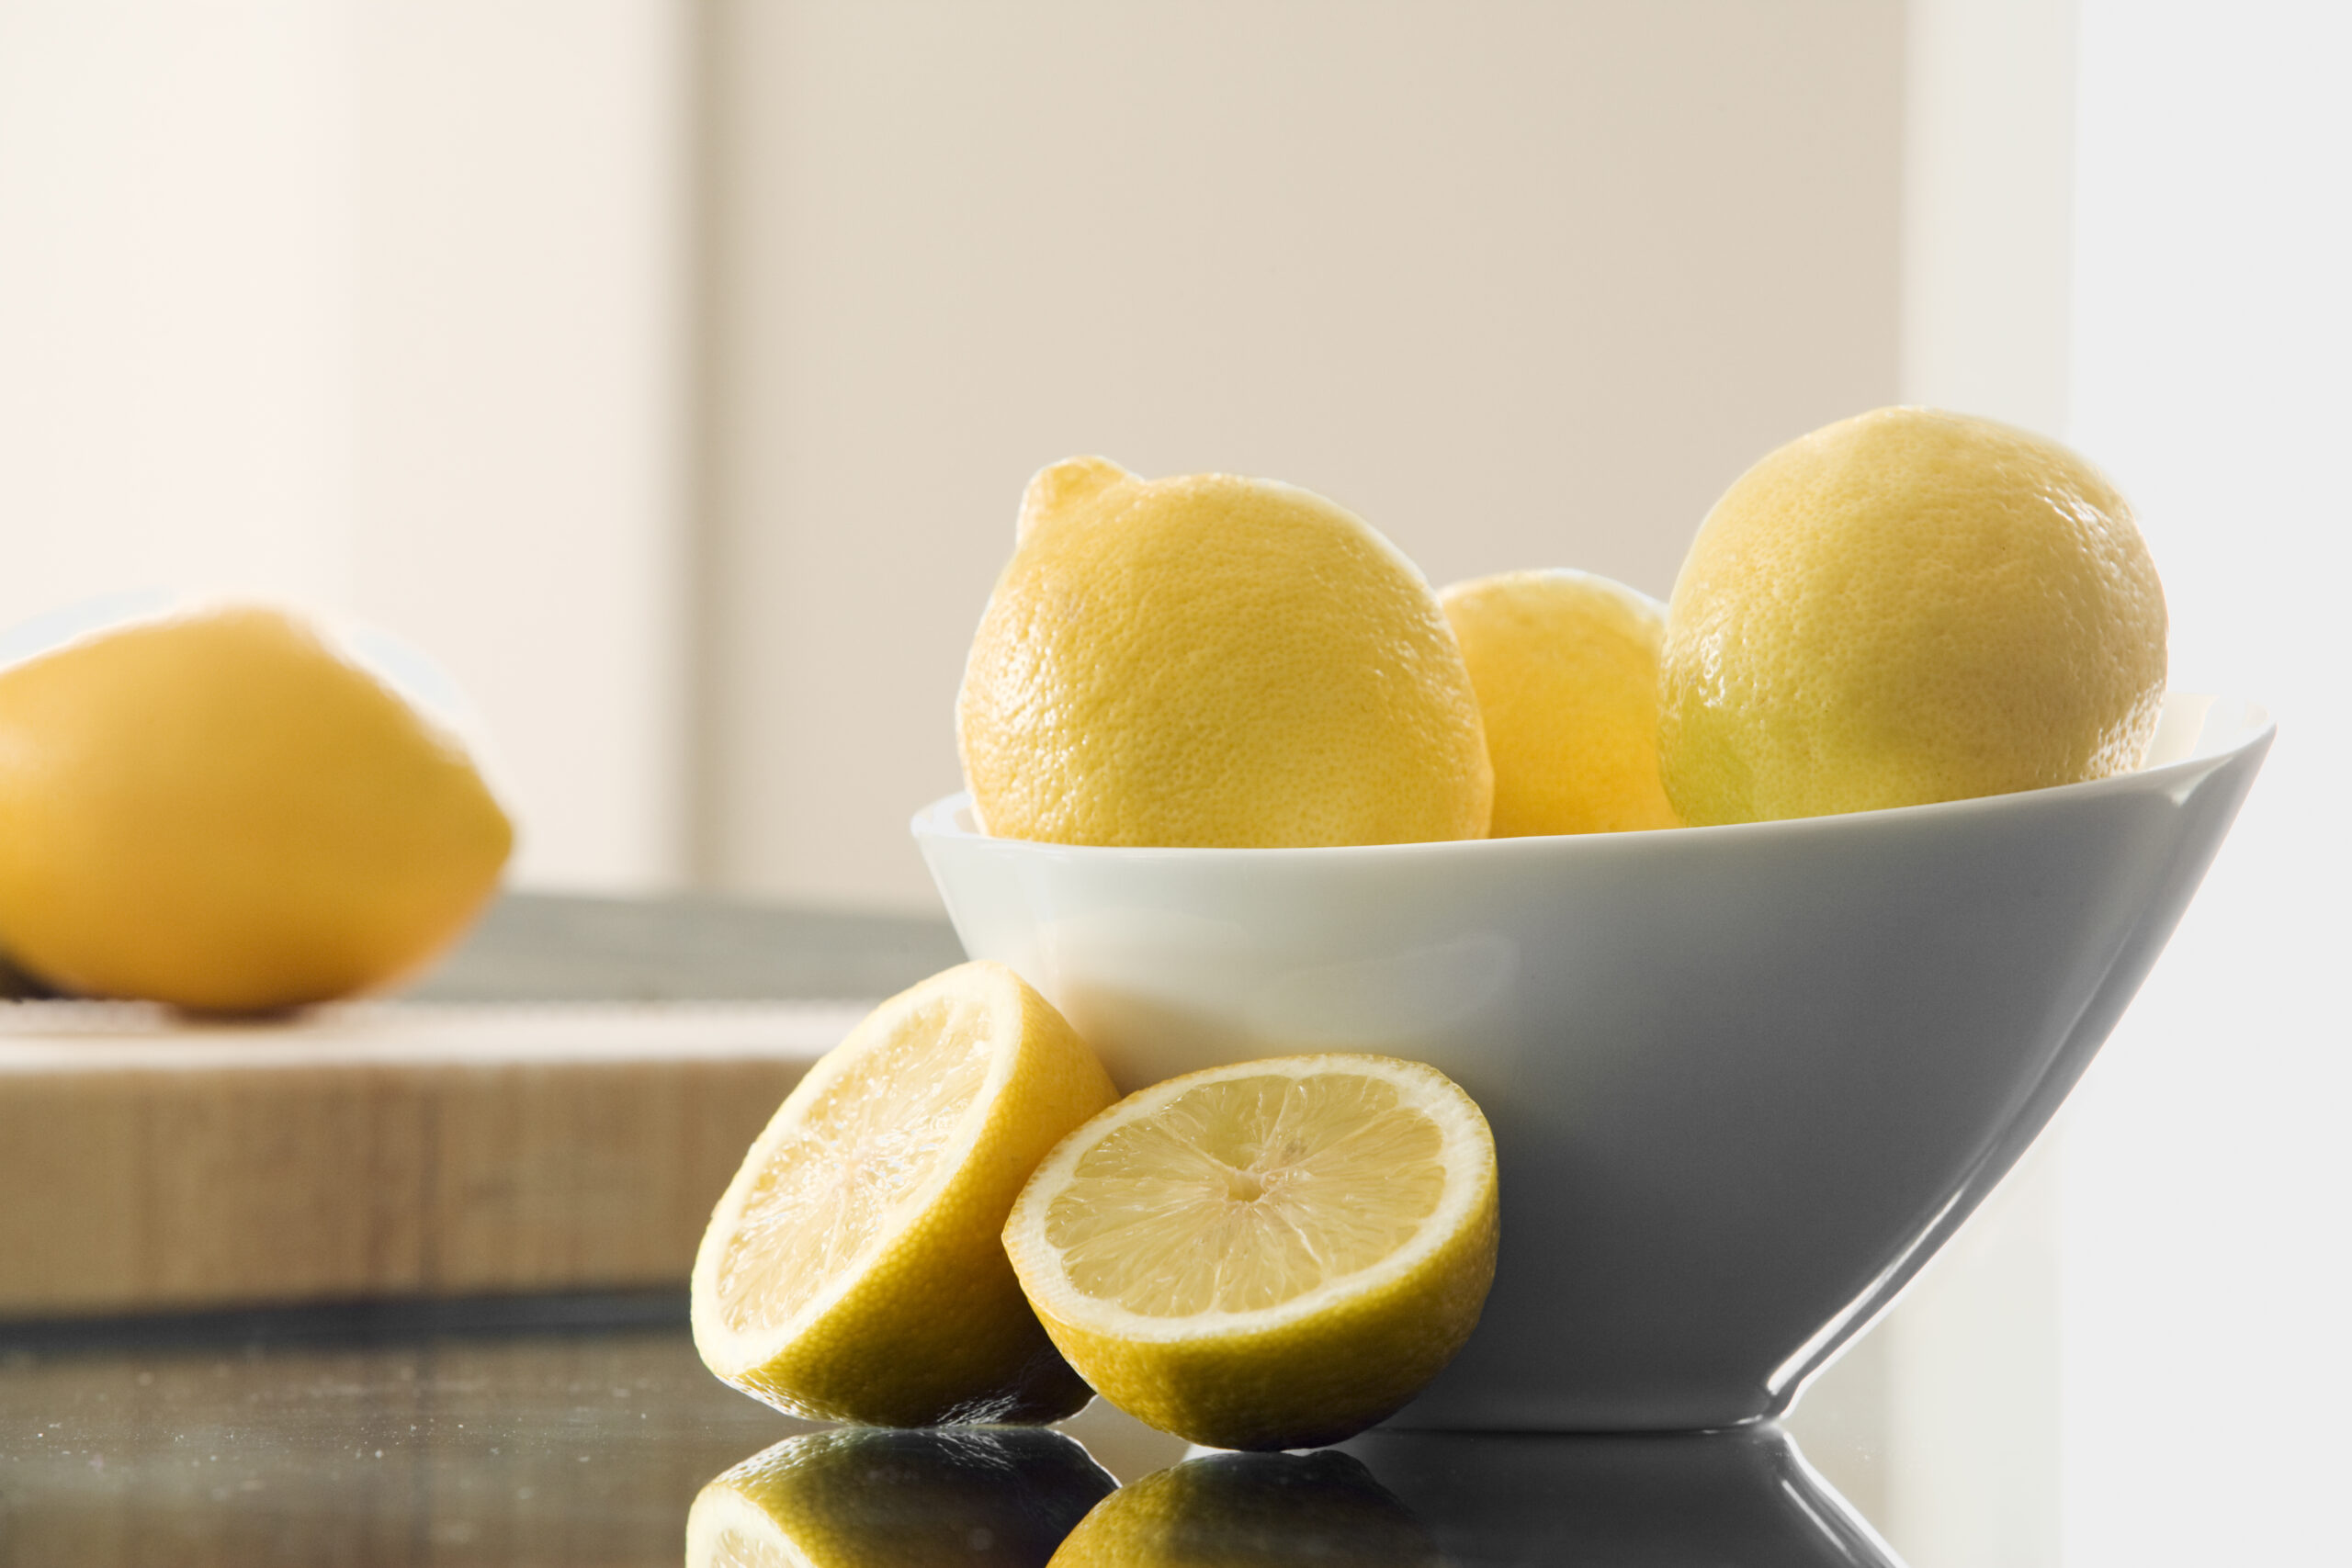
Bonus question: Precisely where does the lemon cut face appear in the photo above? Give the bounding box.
[691,961,1115,1427]
[1004,1055,1498,1452]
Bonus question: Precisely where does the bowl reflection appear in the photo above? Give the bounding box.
[1338,1424,1899,1566]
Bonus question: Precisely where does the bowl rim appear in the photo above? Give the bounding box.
[911,694,2274,863]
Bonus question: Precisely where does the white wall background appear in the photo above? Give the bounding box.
[697,0,1903,908]
[0,1,355,611]
[1815,2,2080,1561]
[346,0,692,891]
[2061,3,2351,1562]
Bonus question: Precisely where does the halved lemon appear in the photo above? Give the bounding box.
[1003,1055,1499,1451]
[690,961,1116,1426]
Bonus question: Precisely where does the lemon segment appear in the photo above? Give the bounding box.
[0,604,510,1011]
[1658,407,2167,824]
[691,961,1117,1427]
[1004,1055,1498,1452]
[1441,570,1683,836]
[957,457,1492,848]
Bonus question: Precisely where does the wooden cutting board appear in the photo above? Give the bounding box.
[0,998,868,1319]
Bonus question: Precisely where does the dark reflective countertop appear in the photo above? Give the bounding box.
[0,1295,1900,1567]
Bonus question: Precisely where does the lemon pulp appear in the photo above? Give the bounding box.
[713,987,994,1338]
[1047,1071,1450,1317]
[692,961,1114,1427]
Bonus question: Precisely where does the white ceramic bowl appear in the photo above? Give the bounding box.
[913,695,2272,1432]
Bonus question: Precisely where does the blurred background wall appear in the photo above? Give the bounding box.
[2059,5,2347,1562]
[0,0,692,890]
[0,3,2343,1564]
[695,0,1901,907]
[0,0,1905,906]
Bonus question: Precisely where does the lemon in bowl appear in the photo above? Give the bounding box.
[920,422,2263,1432]
[921,694,2267,1430]
[1439,569,1681,836]
[956,457,1490,848]
[1658,407,2168,824]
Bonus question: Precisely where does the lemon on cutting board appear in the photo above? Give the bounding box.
[0,604,512,1012]
[1003,1053,1498,1452]
[691,960,1116,1427]
[1657,407,2168,825]
[957,457,1492,848]
[1440,569,1682,836]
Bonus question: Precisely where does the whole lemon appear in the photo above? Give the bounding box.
[1657,408,2167,824]
[1440,570,1682,836]
[0,604,513,1010]
[958,457,1491,847]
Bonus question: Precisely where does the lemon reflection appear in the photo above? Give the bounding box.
[1049,1450,1445,1567]
[685,1427,1115,1568]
